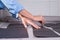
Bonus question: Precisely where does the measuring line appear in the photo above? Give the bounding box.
[43,25,60,36]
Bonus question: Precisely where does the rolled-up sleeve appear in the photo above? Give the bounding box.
[1,0,24,18]
[0,1,5,9]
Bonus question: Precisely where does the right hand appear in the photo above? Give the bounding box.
[18,14,41,29]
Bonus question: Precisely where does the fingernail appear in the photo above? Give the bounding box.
[39,27,41,29]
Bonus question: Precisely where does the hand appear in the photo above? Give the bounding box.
[18,14,41,29]
[22,17,41,29]
[34,16,45,24]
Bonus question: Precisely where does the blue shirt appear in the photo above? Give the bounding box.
[0,0,24,18]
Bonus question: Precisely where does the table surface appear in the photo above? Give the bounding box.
[0,24,60,40]
[0,16,60,40]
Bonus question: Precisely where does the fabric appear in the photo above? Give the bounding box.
[0,0,24,18]
[0,1,5,9]
[0,24,28,38]
[33,16,60,37]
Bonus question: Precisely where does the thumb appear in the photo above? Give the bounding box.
[18,14,27,28]
[22,18,27,28]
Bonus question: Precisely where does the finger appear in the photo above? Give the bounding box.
[22,18,27,28]
[41,16,45,24]
[25,18,41,29]
[42,17,45,24]
[18,14,27,29]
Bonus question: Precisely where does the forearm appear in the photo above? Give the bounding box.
[18,9,34,20]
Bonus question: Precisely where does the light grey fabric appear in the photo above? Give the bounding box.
[0,9,12,19]
[0,22,10,28]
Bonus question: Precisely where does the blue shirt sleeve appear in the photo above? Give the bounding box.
[1,0,24,18]
[0,1,5,9]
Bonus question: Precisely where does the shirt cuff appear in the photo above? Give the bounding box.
[15,8,24,19]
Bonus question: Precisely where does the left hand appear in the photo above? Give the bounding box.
[34,16,45,24]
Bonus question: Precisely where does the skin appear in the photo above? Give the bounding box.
[18,9,45,29]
